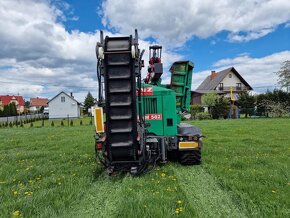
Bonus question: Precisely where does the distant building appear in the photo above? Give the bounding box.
[30,97,48,113]
[191,67,253,118]
[0,95,25,113]
[191,67,253,104]
[48,92,81,119]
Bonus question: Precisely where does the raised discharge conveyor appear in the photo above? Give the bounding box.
[103,36,138,162]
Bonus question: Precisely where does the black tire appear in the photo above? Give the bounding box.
[178,149,201,165]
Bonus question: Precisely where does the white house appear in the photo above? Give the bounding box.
[48,92,81,119]
[191,67,253,104]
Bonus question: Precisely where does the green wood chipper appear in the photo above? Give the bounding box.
[94,30,202,175]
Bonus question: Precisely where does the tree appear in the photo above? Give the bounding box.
[25,101,30,108]
[3,105,9,116]
[256,89,290,117]
[9,103,17,116]
[211,97,230,119]
[201,92,219,116]
[84,92,95,114]
[201,93,219,107]
[276,60,290,92]
[237,91,255,118]
[40,106,44,113]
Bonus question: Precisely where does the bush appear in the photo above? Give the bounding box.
[70,120,73,126]
[190,105,204,120]
[51,121,54,127]
[196,112,212,120]
[30,122,33,127]
[80,120,83,126]
[42,120,44,127]
[61,121,64,126]
[89,120,92,125]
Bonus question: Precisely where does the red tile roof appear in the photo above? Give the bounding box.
[0,95,25,106]
[30,97,48,107]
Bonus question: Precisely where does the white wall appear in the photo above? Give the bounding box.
[219,72,246,89]
[48,93,80,119]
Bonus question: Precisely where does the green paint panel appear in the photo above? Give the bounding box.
[139,84,177,136]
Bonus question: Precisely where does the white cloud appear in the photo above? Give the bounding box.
[192,51,290,92]
[0,0,181,102]
[228,28,274,42]
[102,0,290,46]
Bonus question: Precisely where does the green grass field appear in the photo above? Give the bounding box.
[0,118,289,217]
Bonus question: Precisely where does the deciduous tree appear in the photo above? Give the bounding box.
[276,60,290,92]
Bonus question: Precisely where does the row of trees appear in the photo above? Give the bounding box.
[191,89,290,120]
[0,103,18,117]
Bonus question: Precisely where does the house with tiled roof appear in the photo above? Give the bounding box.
[191,67,253,105]
[0,95,25,113]
[29,97,48,113]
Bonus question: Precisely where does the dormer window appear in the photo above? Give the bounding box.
[229,73,232,78]
[61,96,65,102]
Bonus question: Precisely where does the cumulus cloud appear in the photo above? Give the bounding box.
[192,51,290,92]
[0,0,99,100]
[0,0,181,101]
[102,0,290,46]
[1,0,289,102]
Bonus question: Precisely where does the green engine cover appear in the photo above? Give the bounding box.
[139,84,177,136]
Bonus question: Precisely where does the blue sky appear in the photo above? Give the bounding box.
[0,0,290,101]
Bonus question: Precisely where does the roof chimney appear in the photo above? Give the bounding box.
[70,92,73,98]
[211,71,217,80]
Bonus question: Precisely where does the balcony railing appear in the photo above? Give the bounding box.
[218,86,248,91]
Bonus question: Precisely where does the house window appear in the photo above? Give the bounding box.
[229,73,232,78]
[219,83,224,90]
[236,83,241,90]
[61,96,65,102]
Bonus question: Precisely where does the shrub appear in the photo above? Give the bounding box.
[190,105,204,120]
[9,122,13,128]
[30,122,33,127]
[70,120,73,126]
[51,121,54,127]
[196,112,212,120]
[42,120,44,127]
[80,120,83,126]
[61,121,64,126]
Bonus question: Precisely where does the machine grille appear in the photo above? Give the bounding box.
[143,97,157,114]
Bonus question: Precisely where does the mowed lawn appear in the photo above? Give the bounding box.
[0,118,289,217]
